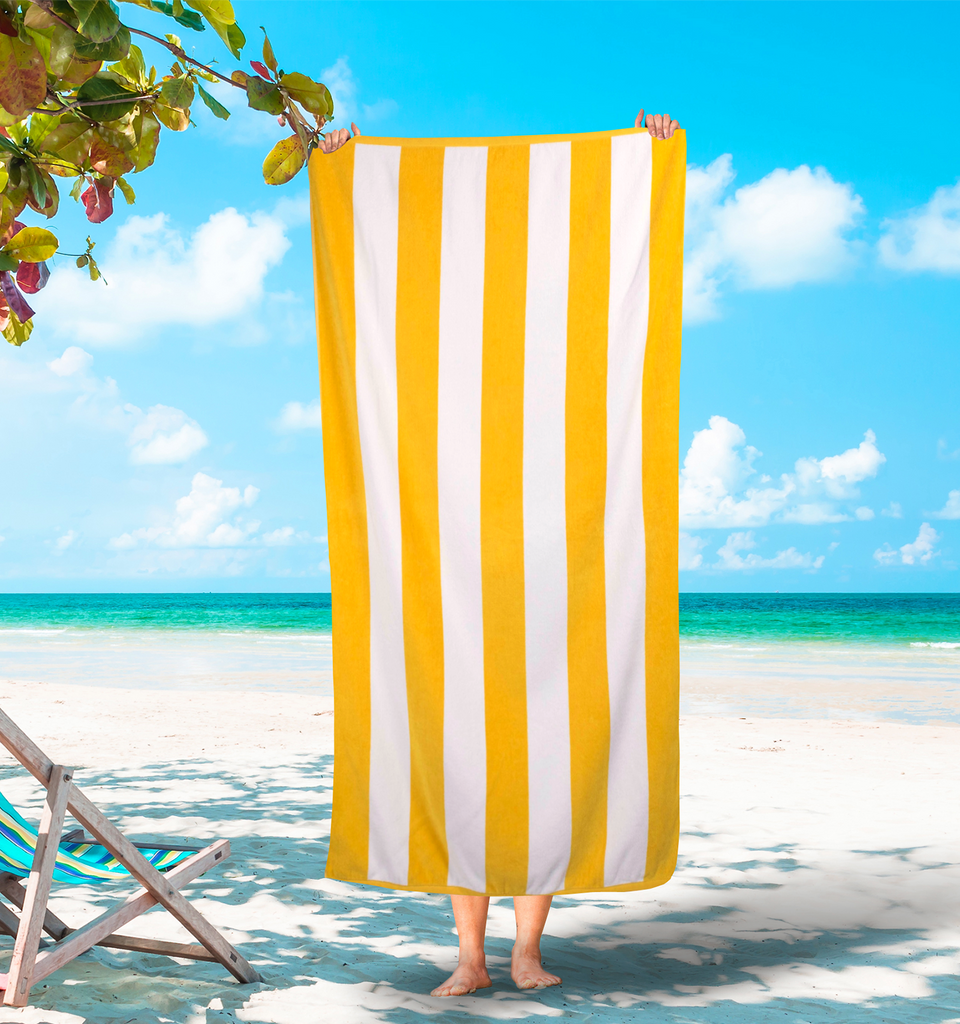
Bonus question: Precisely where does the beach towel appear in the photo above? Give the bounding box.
[309,127,684,896]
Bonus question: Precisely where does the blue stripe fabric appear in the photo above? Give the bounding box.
[0,791,192,884]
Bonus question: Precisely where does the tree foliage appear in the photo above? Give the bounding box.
[0,0,334,346]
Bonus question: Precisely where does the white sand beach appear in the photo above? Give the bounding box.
[0,675,957,1024]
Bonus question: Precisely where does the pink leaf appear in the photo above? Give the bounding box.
[0,271,35,321]
[250,61,272,80]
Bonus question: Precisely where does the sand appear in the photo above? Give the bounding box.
[0,677,956,1024]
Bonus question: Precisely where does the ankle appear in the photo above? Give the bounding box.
[457,947,486,968]
[512,940,542,961]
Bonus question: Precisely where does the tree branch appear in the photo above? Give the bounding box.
[126,27,242,89]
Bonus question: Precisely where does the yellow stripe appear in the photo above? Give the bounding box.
[564,135,612,891]
[309,145,372,882]
[643,131,685,886]
[355,127,648,149]
[481,143,530,895]
[396,146,448,888]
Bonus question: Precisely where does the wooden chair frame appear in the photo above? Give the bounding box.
[0,706,260,1007]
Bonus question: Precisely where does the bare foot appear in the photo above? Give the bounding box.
[431,961,492,997]
[511,949,561,990]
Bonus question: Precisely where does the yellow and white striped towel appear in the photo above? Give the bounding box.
[309,127,684,896]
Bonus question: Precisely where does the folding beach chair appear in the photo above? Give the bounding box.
[0,706,260,1007]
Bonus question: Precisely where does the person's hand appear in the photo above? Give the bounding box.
[318,122,361,154]
[634,109,680,140]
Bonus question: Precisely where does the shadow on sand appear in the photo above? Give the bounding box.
[0,756,957,1023]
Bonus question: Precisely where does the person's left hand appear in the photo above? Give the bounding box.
[634,109,680,140]
[318,123,361,154]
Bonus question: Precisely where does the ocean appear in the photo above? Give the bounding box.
[0,593,957,720]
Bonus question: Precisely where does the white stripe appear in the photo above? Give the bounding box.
[523,141,572,895]
[353,144,409,886]
[438,146,489,893]
[604,132,653,886]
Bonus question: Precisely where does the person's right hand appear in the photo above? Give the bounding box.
[634,109,680,140]
[318,123,361,154]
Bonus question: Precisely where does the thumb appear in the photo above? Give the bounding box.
[634,108,645,129]
[351,122,362,137]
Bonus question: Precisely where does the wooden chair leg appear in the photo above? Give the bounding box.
[3,766,73,1007]
[0,874,71,941]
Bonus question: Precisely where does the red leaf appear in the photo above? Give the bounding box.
[81,177,115,224]
[16,260,49,294]
[0,292,8,331]
[0,271,35,321]
[1,218,25,246]
[250,61,272,80]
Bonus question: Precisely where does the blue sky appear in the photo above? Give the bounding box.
[2,0,958,593]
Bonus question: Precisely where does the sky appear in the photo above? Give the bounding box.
[1,0,958,594]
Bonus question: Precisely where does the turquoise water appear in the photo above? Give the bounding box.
[0,592,956,645]
[0,593,332,633]
[680,593,960,649]
[0,595,957,717]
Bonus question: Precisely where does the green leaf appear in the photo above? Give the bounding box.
[197,82,229,120]
[0,33,47,117]
[131,0,205,31]
[0,166,7,191]
[131,108,161,170]
[185,0,236,24]
[3,226,58,262]
[0,253,18,273]
[153,101,189,131]
[39,119,92,171]
[262,134,305,186]
[74,24,130,62]
[76,73,140,121]
[280,72,330,117]
[245,76,283,115]
[76,254,89,267]
[70,176,85,200]
[160,75,194,110]
[110,42,146,86]
[66,0,120,43]
[22,160,47,210]
[48,25,103,87]
[115,175,136,203]
[208,16,244,58]
[3,309,34,347]
[260,26,277,72]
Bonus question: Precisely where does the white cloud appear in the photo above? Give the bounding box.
[684,157,864,322]
[874,523,941,566]
[855,506,875,521]
[52,529,78,555]
[47,346,93,377]
[714,531,824,571]
[320,56,398,128]
[276,399,323,431]
[931,490,960,520]
[679,532,707,570]
[881,502,904,518]
[262,526,316,546]
[36,208,290,346]
[814,429,887,496]
[110,472,260,550]
[878,181,960,273]
[127,404,208,465]
[679,417,885,528]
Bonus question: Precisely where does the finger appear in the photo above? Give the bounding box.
[646,112,655,135]
[667,118,679,138]
[351,122,362,137]
[661,114,671,139]
[634,108,645,129]
[654,113,664,139]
